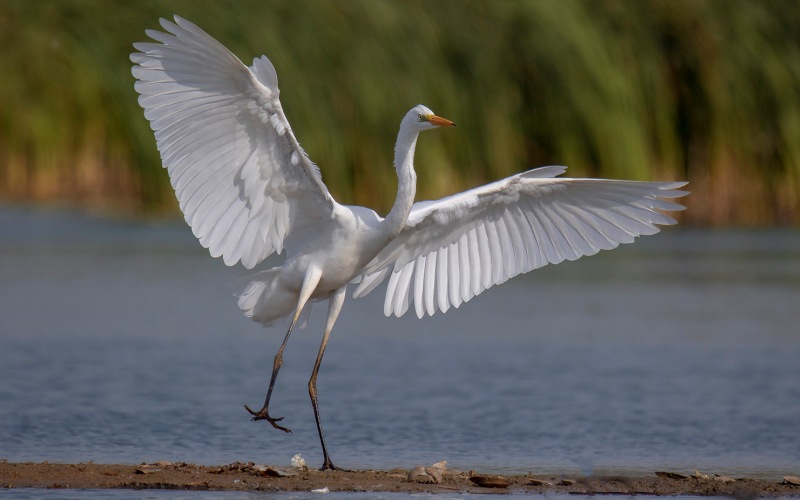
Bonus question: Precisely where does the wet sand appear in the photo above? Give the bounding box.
[1,461,799,496]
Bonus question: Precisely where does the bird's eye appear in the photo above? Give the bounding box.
[417,114,427,122]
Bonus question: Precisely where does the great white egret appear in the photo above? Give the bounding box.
[131,16,688,470]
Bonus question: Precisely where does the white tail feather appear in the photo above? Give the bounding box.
[228,268,313,329]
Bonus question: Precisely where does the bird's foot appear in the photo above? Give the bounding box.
[244,404,292,433]
[320,458,348,472]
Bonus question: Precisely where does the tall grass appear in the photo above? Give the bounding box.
[1,0,799,224]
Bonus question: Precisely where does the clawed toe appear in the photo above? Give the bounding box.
[244,404,292,433]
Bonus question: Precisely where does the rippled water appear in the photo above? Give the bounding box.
[1,207,799,486]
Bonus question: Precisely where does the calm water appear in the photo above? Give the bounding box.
[1,207,799,485]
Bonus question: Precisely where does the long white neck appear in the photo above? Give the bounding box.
[383,123,419,238]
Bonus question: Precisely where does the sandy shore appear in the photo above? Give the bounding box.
[1,461,799,496]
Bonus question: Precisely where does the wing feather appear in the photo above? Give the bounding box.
[413,256,427,318]
[357,166,687,317]
[384,265,403,317]
[554,197,614,252]
[436,247,450,313]
[527,202,561,264]
[467,228,482,297]
[423,252,437,316]
[457,238,471,304]
[352,267,390,298]
[395,261,415,316]
[484,218,504,284]
[447,243,459,309]
[476,223,494,290]
[506,205,535,268]
[131,16,336,268]
[495,216,515,278]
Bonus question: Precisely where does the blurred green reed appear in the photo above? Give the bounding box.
[1,0,798,224]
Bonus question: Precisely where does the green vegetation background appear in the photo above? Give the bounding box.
[1,0,799,225]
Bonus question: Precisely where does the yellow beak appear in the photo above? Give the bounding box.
[427,114,456,127]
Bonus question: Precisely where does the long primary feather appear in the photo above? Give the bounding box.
[131,15,337,269]
[355,166,687,317]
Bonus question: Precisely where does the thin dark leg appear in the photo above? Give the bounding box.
[243,321,296,433]
[245,267,323,433]
[309,287,347,471]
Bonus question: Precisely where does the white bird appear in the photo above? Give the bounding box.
[131,16,688,470]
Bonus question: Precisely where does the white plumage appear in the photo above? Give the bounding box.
[355,166,686,318]
[132,18,334,270]
[131,16,688,470]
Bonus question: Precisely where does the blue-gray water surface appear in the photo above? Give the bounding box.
[1,207,798,483]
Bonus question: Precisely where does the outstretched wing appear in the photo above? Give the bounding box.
[131,16,336,269]
[353,166,688,318]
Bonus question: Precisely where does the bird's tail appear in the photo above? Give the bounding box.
[228,268,313,329]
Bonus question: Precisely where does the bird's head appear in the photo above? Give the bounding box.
[403,104,456,131]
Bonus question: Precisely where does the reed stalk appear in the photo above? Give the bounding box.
[1,0,798,224]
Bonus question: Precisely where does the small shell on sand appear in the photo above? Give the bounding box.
[408,461,450,484]
[290,454,308,471]
[430,460,447,470]
[408,466,438,484]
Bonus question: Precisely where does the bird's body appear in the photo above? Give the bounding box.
[241,203,385,325]
[131,16,688,470]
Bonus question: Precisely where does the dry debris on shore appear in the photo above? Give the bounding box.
[1,460,799,496]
